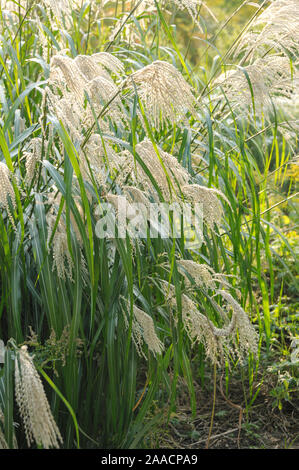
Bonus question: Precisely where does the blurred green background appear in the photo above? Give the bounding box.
[172,0,262,65]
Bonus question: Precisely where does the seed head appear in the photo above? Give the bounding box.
[0,162,16,227]
[216,56,298,114]
[123,302,164,358]
[15,346,63,449]
[216,290,258,357]
[182,183,228,230]
[134,139,190,200]
[236,0,299,60]
[131,60,196,127]
[24,138,43,185]
[178,259,217,289]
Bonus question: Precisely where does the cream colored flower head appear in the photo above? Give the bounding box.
[14,345,63,449]
[131,60,196,127]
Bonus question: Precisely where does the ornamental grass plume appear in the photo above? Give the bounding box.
[163,282,225,364]
[182,183,229,230]
[123,186,151,209]
[216,290,258,357]
[99,138,228,230]
[50,54,88,104]
[46,189,87,282]
[48,52,125,140]
[24,137,43,185]
[50,52,124,100]
[131,60,196,127]
[214,0,299,116]
[235,0,299,61]
[43,0,107,29]
[0,161,16,227]
[178,259,237,292]
[178,259,218,289]
[109,140,191,200]
[1,1,88,33]
[169,0,217,24]
[15,346,63,449]
[45,86,83,142]
[134,139,190,199]
[179,292,225,364]
[215,56,298,114]
[106,149,137,188]
[80,133,119,188]
[162,280,258,364]
[46,190,75,281]
[122,302,164,358]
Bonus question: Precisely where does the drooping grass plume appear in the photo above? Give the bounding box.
[15,346,63,449]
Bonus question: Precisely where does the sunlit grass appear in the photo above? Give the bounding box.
[0,0,298,449]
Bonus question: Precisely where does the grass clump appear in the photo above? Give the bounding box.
[0,0,298,449]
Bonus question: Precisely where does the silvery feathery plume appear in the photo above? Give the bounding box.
[123,186,151,208]
[15,346,63,448]
[86,75,125,126]
[46,188,88,283]
[43,0,74,25]
[134,139,190,200]
[216,290,258,357]
[46,86,83,143]
[177,0,217,22]
[163,281,256,364]
[170,0,217,25]
[0,161,16,227]
[131,60,196,127]
[41,0,110,31]
[24,138,43,185]
[48,52,125,137]
[73,53,124,87]
[162,282,225,364]
[110,140,188,199]
[235,0,299,61]
[182,183,229,230]
[122,301,164,358]
[46,189,81,281]
[178,259,238,292]
[86,52,125,78]
[50,54,88,104]
[50,52,124,101]
[178,259,222,290]
[179,293,226,364]
[79,132,124,188]
[215,56,298,114]
[107,149,137,188]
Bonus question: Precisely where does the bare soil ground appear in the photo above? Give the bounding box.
[148,373,299,449]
